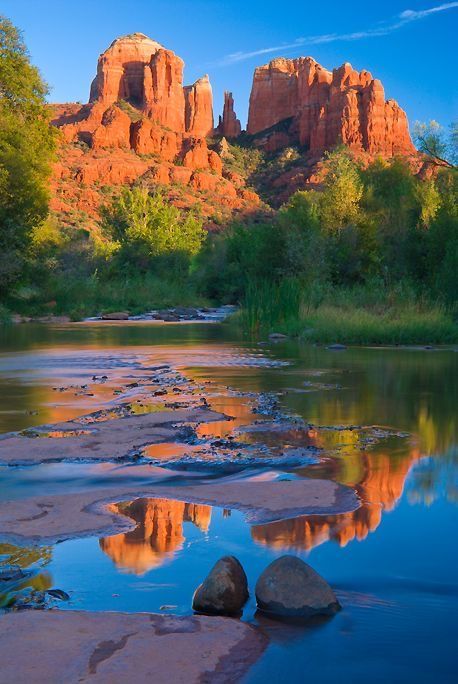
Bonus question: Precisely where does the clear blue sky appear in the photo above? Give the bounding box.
[2,0,457,128]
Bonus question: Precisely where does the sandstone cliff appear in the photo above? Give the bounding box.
[216,91,242,139]
[50,33,260,225]
[246,57,415,156]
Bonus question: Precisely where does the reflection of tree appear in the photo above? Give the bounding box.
[0,543,52,569]
[99,498,212,575]
[407,449,458,506]
[0,543,53,607]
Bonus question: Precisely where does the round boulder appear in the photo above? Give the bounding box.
[192,556,248,616]
[255,555,340,618]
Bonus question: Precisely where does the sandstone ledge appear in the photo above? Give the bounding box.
[0,610,267,683]
[0,478,359,544]
[0,407,226,466]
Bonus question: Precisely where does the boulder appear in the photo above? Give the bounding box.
[268,332,288,341]
[255,555,340,618]
[101,312,129,320]
[192,556,248,615]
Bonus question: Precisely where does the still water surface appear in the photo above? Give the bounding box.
[0,323,457,683]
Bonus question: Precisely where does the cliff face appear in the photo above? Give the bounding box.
[56,33,212,151]
[50,33,260,224]
[247,57,415,156]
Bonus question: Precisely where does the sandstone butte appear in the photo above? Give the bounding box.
[246,56,416,156]
[50,33,260,224]
[50,34,418,226]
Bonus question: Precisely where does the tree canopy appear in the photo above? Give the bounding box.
[0,15,56,294]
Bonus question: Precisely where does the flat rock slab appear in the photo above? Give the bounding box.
[0,610,267,683]
[0,478,359,544]
[0,407,224,465]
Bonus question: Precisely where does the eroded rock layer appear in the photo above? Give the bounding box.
[247,57,415,155]
[50,33,260,222]
[216,91,242,139]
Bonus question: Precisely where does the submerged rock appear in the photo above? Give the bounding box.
[326,343,347,350]
[0,566,25,582]
[192,555,248,615]
[255,555,340,618]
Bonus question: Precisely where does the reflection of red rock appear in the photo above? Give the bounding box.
[100,498,211,575]
[247,57,415,156]
[252,449,420,551]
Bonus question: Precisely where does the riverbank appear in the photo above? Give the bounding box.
[237,283,458,345]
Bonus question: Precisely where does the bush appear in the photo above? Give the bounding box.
[101,187,205,270]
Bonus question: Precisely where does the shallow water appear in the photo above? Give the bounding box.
[0,322,457,682]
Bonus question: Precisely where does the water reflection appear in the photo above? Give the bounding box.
[0,543,53,608]
[99,498,212,575]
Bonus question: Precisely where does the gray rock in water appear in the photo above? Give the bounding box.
[255,555,340,618]
[101,312,129,321]
[0,565,25,582]
[326,343,347,350]
[192,556,249,616]
[268,333,288,341]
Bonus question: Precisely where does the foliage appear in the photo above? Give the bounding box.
[101,187,206,268]
[319,148,364,231]
[0,15,56,294]
[223,142,264,179]
[413,120,457,167]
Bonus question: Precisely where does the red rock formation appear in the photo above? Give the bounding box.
[53,33,216,160]
[184,76,214,137]
[144,48,186,131]
[130,119,180,160]
[49,33,262,223]
[247,57,415,156]
[216,91,241,139]
[89,33,163,106]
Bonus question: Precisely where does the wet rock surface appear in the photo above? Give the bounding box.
[255,555,341,618]
[192,556,249,615]
[0,610,268,683]
[88,305,237,323]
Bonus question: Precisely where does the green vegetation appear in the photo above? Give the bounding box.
[0,15,56,295]
[0,16,456,343]
[197,148,458,342]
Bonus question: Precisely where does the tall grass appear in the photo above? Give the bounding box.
[8,272,209,321]
[238,279,458,344]
[239,278,302,335]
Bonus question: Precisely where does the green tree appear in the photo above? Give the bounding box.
[319,148,363,232]
[0,15,55,294]
[413,120,456,168]
[101,187,206,268]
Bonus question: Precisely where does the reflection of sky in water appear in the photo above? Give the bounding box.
[1,486,457,682]
[0,323,457,682]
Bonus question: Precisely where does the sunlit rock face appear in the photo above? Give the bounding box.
[247,57,415,155]
[216,91,241,139]
[52,33,215,160]
[50,33,261,221]
[99,498,211,575]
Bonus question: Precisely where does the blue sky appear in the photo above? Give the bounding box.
[2,0,457,128]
